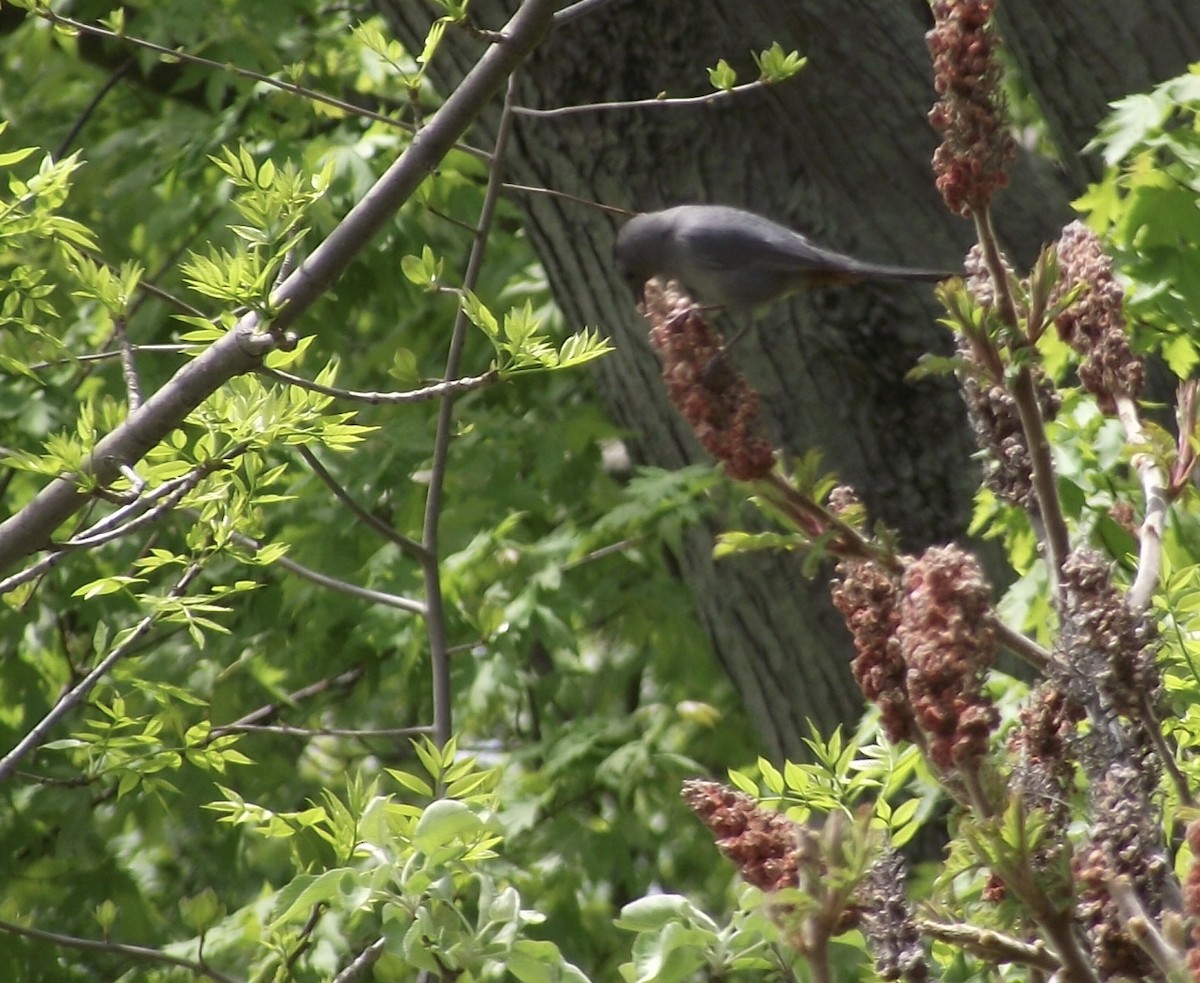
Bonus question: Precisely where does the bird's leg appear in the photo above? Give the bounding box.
[700,312,754,386]
[720,321,752,351]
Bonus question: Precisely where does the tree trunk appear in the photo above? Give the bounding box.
[999,1,1200,186]
[377,0,1200,758]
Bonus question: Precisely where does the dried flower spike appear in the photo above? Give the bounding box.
[1184,821,1200,979]
[832,558,915,745]
[927,0,1016,217]
[1051,221,1143,415]
[1074,761,1170,979]
[1056,548,1159,721]
[899,544,998,769]
[859,850,929,981]
[641,279,775,481]
[681,779,799,893]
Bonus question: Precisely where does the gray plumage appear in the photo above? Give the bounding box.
[614,204,954,309]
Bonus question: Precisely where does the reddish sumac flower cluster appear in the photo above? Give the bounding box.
[927,0,1015,216]
[640,279,775,481]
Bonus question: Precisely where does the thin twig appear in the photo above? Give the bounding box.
[262,366,498,405]
[502,182,632,217]
[29,343,195,372]
[1136,691,1195,808]
[421,74,523,749]
[284,904,326,975]
[757,471,903,571]
[214,521,427,616]
[1115,394,1166,613]
[217,723,434,739]
[331,937,386,983]
[917,917,1058,970]
[512,79,778,118]
[297,445,428,561]
[209,666,365,738]
[553,0,621,25]
[33,7,490,156]
[63,478,199,548]
[990,617,1052,673]
[0,562,204,784]
[0,446,248,595]
[973,208,1070,591]
[562,538,638,571]
[0,917,240,983]
[54,57,133,160]
[960,766,997,821]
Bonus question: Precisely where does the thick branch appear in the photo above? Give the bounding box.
[0,0,558,576]
[0,327,273,572]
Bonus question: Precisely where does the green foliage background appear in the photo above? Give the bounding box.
[4,1,1200,980]
[0,3,760,980]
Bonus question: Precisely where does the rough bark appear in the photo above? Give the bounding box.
[999,1,1200,186]
[377,0,1200,757]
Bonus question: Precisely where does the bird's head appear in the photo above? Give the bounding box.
[613,211,672,302]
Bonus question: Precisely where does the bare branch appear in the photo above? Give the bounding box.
[297,445,428,562]
[209,666,366,738]
[262,366,498,405]
[54,57,133,160]
[0,446,249,595]
[917,918,1059,971]
[990,617,1052,673]
[554,0,622,25]
[331,937,386,983]
[34,8,443,144]
[1115,394,1166,613]
[217,723,434,739]
[215,521,427,616]
[0,0,559,576]
[0,562,204,784]
[503,182,632,217]
[421,71,522,750]
[29,344,194,372]
[513,78,778,119]
[0,916,241,983]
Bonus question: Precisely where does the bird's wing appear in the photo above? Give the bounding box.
[675,208,860,276]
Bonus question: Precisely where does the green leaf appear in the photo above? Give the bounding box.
[758,756,784,795]
[401,245,443,289]
[93,900,118,935]
[727,768,758,795]
[178,888,224,932]
[462,289,500,337]
[387,767,434,798]
[269,869,360,930]
[616,895,707,932]
[73,575,145,598]
[752,42,806,83]
[0,145,36,167]
[707,59,738,92]
[412,798,485,851]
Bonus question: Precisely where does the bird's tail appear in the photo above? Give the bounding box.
[801,262,956,288]
[843,260,958,283]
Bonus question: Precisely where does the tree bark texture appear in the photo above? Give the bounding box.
[377,0,1200,758]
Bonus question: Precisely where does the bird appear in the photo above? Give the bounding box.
[614,204,955,309]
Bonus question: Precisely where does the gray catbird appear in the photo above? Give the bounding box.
[614,204,954,308]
